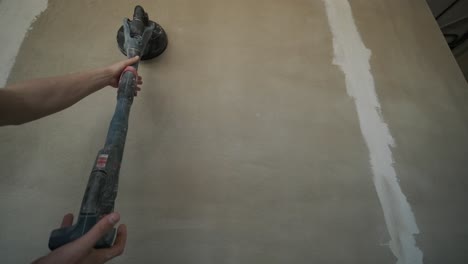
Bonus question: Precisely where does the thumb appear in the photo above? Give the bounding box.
[124,56,139,66]
[76,212,120,248]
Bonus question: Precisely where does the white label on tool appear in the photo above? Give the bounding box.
[96,154,109,169]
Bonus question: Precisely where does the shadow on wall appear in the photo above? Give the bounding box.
[426,0,468,81]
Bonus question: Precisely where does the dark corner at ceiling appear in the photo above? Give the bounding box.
[426,0,468,82]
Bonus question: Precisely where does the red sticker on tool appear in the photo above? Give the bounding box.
[96,154,108,169]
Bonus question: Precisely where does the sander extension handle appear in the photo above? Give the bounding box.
[48,6,153,250]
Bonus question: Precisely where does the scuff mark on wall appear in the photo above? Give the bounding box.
[322,0,423,263]
[0,0,48,87]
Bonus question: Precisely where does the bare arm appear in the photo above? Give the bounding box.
[0,56,141,126]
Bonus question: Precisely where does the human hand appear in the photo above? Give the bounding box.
[107,56,143,89]
[32,212,127,264]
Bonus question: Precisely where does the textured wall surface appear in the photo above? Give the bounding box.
[1,0,468,263]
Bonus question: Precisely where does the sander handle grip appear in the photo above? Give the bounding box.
[48,214,116,250]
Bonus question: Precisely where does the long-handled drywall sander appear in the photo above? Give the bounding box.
[48,5,168,250]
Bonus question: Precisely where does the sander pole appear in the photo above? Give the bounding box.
[48,5,167,250]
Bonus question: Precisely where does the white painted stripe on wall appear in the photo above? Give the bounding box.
[322,1,423,263]
[0,0,48,87]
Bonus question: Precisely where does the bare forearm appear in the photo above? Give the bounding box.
[0,56,140,126]
[0,67,112,125]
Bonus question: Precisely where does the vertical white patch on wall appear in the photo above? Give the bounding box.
[322,1,423,263]
[0,0,49,87]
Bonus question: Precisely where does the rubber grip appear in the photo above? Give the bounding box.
[121,66,138,78]
[48,214,116,250]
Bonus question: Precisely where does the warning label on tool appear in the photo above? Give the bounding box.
[96,154,109,169]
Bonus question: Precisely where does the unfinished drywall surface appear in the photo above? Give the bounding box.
[323,1,422,263]
[0,0,48,87]
[1,0,468,263]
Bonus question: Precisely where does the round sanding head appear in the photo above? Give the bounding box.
[116,21,168,60]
